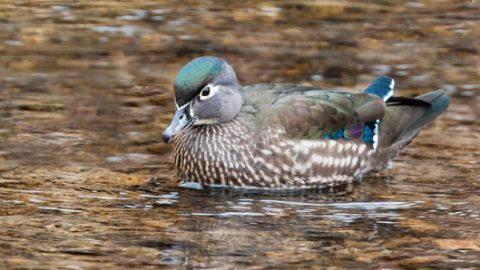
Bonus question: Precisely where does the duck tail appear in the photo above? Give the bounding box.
[396,90,450,138]
[368,88,450,171]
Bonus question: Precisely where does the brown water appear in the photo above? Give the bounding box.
[1,1,479,269]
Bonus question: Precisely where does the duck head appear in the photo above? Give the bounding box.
[162,56,244,143]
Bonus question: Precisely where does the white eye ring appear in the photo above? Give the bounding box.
[199,84,219,101]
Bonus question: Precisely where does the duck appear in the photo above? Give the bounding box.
[162,56,450,190]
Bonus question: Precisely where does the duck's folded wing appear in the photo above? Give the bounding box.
[270,90,386,140]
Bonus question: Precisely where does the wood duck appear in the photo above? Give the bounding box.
[162,56,450,190]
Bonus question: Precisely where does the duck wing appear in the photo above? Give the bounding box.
[243,82,386,141]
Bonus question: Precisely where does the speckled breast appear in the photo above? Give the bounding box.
[171,119,375,189]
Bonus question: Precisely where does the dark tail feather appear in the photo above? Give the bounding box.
[400,90,450,138]
[387,96,431,107]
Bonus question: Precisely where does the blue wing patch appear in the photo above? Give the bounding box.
[322,120,379,149]
[364,75,395,101]
[362,121,377,145]
[323,130,345,140]
[321,76,392,149]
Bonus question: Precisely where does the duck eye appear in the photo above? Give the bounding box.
[199,85,217,101]
[200,87,210,97]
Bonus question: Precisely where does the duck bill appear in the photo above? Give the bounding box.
[162,104,194,143]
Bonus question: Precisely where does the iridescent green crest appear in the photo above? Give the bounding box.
[174,56,225,106]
